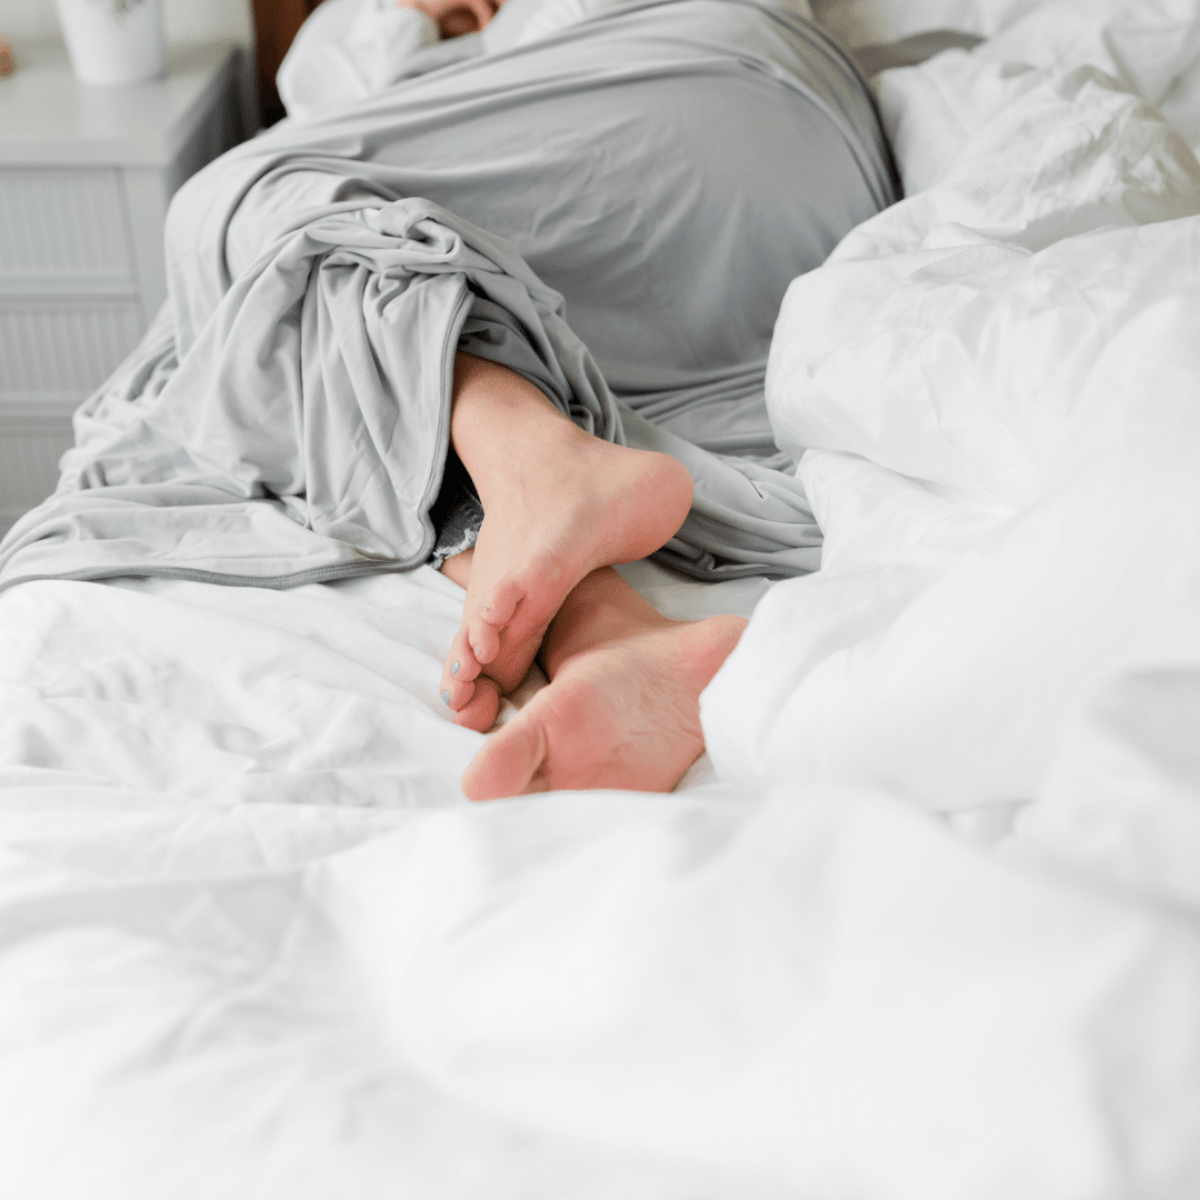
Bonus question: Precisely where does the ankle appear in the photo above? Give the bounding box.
[450,354,578,486]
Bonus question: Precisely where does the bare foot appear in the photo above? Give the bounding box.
[460,568,747,800]
[439,355,693,716]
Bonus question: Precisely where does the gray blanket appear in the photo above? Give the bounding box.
[0,0,896,591]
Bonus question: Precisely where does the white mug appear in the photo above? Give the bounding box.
[55,0,165,87]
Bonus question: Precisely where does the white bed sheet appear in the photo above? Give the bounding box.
[0,561,765,814]
[5,0,1200,1195]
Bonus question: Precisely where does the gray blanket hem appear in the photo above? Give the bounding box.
[0,559,420,597]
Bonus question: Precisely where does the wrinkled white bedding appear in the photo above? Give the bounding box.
[4,0,1200,1195]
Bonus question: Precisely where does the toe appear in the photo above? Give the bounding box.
[462,712,547,801]
[466,611,502,665]
[445,628,482,684]
[479,577,524,629]
[440,675,475,712]
[453,676,502,733]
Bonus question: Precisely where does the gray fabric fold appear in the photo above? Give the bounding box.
[0,0,898,592]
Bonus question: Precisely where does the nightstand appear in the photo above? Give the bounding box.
[0,39,246,535]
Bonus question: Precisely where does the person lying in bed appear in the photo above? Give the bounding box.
[274,0,848,800]
[1,0,897,801]
[384,0,892,800]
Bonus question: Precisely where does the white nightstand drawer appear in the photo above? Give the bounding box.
[0,40,244,536]
[0,299,142,400]
[0,168,136,288]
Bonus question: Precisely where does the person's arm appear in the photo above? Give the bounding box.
[277,0,440,122]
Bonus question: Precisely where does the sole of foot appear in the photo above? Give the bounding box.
[441,434,693,711]
[460,611,746,801]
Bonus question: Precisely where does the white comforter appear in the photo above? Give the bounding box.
[4,0,1200,1196]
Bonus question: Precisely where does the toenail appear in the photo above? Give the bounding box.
[441,690,451,707]
[451,661,460,675]
[474,645,483,658]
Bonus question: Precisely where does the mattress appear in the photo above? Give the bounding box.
[3,0,1200,1195]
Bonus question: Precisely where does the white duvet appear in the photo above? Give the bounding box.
[4,0,1200,1195]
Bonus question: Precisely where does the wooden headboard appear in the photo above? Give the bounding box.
[250,0,328,127]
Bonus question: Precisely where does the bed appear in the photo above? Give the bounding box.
[2,0,1200,1195]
